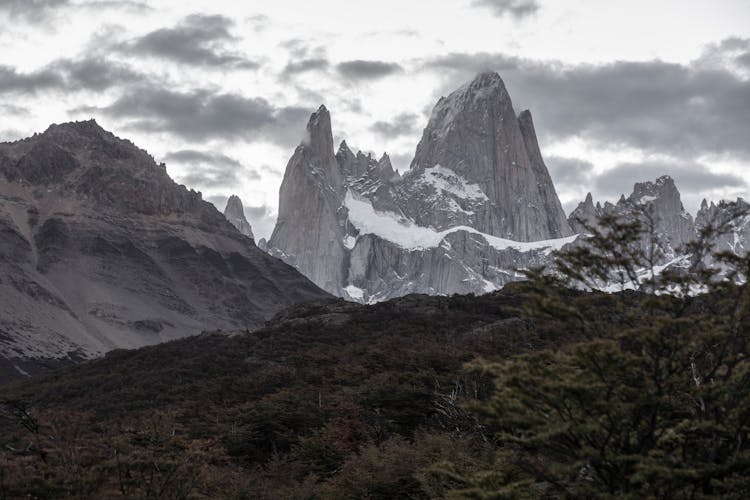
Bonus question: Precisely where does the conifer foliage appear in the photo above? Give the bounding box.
[460,203,750,498]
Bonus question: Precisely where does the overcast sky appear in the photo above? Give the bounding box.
[1,0,748,239]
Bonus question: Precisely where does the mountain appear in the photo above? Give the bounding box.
[223,195,254,240]
[267,73,578,302]
[569,175,695,262]
[696,197,750,263]
[567,175,750,286]
[0,120,328,384]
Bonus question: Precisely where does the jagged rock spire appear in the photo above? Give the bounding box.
[269,105,347,292]
[223,195,254,240]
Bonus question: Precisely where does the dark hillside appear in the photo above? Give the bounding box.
[0,286,610,498]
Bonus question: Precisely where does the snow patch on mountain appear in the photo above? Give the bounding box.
[345,191,578,253]
[417,165,489,202]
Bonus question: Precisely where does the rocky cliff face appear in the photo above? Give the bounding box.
[223,195,254,240]
[0,120,328,384]
[407,72,571,240]
[267,73,578,301]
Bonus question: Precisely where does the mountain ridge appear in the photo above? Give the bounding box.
[0,120,329,384]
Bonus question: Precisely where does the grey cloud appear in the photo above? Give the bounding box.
[176,167,241,190]
[166,149,259,190]
[0,104,30,116]
[337,60,403,80]
[243,204,277,241]
[163,149,243,170]
[0,0,148,24]
[79,87,310,146]
[246,14,269,31]
[737,52,750,69]
[52,57,144,91]
[260,164,283,177]
[545,156,595,187]
[371,113,420,138]
[388,152,413,173]
[244,204,272,220]
[0,0,67,22]
[0,128,28,142]
[280,38,326,59]
[122,14,258,69]
[79,1,150,12]
[0,56,149,95]
[0,65,64,93]
[594,161,746,199]
[472,0,539,19]
[424,47,750,159]
[282,58,329,76]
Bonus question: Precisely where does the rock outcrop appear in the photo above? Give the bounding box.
[223,195,254,240]
[0,120,328,384]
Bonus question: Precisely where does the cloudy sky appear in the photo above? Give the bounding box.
[1,0,749,239]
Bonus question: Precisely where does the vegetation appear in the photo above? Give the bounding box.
[1,204,748,498]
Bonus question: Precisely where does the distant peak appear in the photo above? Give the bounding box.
[461,71,508,98]
[223,195,254,239]
[585,192,593,204]
[227,194,243,206]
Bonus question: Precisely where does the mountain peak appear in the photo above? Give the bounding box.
[468,71,506,90]
[303,105,334,160]
[223,195,254,240]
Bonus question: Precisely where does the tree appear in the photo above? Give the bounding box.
[456,203,750,498]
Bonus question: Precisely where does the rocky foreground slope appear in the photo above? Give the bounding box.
[0,121,327,383]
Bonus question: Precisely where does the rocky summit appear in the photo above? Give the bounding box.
[224,195,255,240]
[268,72,578,302]
[0,120,328,384]
[408,72,571,241]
